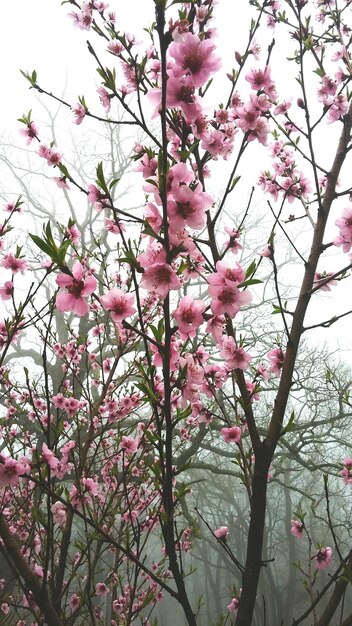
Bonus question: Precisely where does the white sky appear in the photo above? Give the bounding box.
[0,1,351,358]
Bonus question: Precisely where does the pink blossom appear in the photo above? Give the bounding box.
[67,224,80,244]
[144,203,162,233]
[245,66,274,93]
[82,477,99,495]
[334,206,352,252]
[313,272,338,292]
[100,288,136,323]
[51,501,67,526]
[4,201,23,214]
[291,520,304,539]
[38,145,62,167]
[1,603,9,615]
[173,296,206,339]
[0,281,13,301]
[19,121,39,144]
[148,73,202,121]
[317,75,336,104]
[210,283,251,318]
[205,315,225,344]
[258,244,272,258]
[220,337,252,371]
[0,456,27,488]
[87,184,108,211]
[327,94,349,123]
[200,128,234,159]
[52,176,70,189]
[340,457,352,485]
[105,218,125,236]
[214,526,229,538]
[168,184,212,231]
[42,443,60,473]
[107,40,124,56]
[56,261,97,316]
[69,6,93,30]
[95,583,110,596]
[69,594,80,610]
[72,102,87,125]
[141,263,181,297]
[97,86,111,113]
[227,597,239,613]
[267,347,285,376]
[224,226,242,254]
[169,32,221,88]
[220,426,241,444]
[208,260,246,291]
[120,436,138,455]
[0,254,29,274]
[274,100,292,115]
[314,547,333,570]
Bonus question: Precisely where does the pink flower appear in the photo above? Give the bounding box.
[224,226,242,255]
[87,184,108,211]
[4,201,23,214]
[208,261,246,290]
[69,594,80,610]
[42,443,60,473]
[210,284,251,318]
[72,102,87,125]
[51,501,67,526]
[95,583,110,596]
[267,347,285,376]
[200,129,234,159]
[169,32,221,88]
[313,272,338,291]
[19,121,39,144]
[291,520,304,539]
[258,244,272,258]
[141,263,181,297]
[97,86,111,113]
[52,176,70,189]
[220,426,241,444]
[334,206,352,252]
[107,40,124,55]
[0,281,13,301]
[69,6,93,30]
[120,436,138,455]
[173,296,206,339]
[245,66,274,93]
[220,337,252,371]
[0,456,27,488]
[340,457,352,485]
[227,597,239,613]
[56,261,97,316]
[100,288,136,323]
[327,94,349,123]
[168,184,212,231]
[67,224,81,244]
[214,526,229,538]
[314,547,333,570]
[38,145,62,167]
[0,254,29,274]
[205,315,224,344]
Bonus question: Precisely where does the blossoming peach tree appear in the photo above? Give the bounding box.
[1,0,352,624]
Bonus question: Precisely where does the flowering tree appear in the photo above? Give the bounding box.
[1,0,352,625]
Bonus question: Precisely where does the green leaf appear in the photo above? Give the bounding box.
[29,234,55,257]
[229,175,241,192]
[239,278,263,288]
[245,260,257,278]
